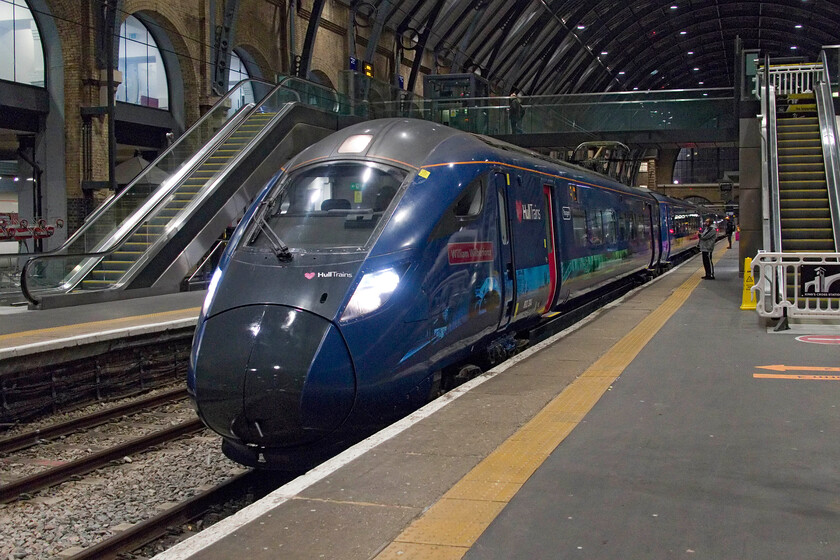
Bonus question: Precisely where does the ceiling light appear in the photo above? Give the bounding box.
[693,67,700,71]
[698,81,704,85]
[791,46,798,50]
[795,24,803,29]
[577,25,585,30]
[633,87,639,90]
[601,51,608,55]
[618,71,626,75]
[670,5,678,9]
[687,51,694,55]
[680,31,687,35]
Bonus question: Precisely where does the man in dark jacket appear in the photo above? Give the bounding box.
[699,218,717,279]
[724,216,735,248]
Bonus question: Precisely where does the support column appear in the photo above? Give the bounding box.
[738,116,763,276]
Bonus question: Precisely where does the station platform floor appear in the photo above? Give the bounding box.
[0,290,205,360]
[150,241,840,560]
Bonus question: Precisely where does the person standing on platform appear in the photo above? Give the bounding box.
[509,89,524,134]
[724,216,735,248]
[699,217,717,279]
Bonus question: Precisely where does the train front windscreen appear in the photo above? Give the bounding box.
[246,161,407,252]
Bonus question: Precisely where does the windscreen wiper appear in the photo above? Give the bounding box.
[249,201,292,262]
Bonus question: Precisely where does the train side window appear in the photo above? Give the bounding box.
[572,208,587,247]
[603,209,617,244]
[429,176,485,240]
[586,210,603,245]
[454,179,484,217]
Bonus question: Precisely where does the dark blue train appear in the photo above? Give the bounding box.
[188,118,702,469]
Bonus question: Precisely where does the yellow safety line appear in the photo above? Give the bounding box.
[376,247,729,559]
[0,307,202,343]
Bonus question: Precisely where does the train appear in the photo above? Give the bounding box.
[188,118,705,469]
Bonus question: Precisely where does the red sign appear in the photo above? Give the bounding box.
[796,335,840,345]
[448,242,494,265]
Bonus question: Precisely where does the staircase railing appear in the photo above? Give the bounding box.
[817,50,840,248]
[765,63,824,95]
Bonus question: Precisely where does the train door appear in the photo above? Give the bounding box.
[492,172,515,330]
[541,184,558,314]
[646,202,657,268]
[503,173,554,320]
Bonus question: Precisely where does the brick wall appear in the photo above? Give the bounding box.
[38,0,429,222]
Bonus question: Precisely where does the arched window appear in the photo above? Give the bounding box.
[116,15,169,110]
[227,50,254,113]
[0,0,45,87]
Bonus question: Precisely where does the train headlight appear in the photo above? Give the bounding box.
[340,267,401,322]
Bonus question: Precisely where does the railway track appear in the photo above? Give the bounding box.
[0,387,188,454]
[0,388,197,503]
[65,470,271,560]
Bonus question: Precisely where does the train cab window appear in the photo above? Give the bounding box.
[246,161,407,251]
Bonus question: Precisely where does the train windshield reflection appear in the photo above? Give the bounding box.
[247,162,407,251]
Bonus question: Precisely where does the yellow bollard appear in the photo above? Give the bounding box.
[740,257,756,310]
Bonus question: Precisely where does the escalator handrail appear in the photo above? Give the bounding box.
[19,83,307,305]
[55,79,276,255]
[817,50,840,247]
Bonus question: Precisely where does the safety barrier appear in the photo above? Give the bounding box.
[765,63,824,95]
[751,251,840,319]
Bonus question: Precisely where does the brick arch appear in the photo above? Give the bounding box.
[233,43,273,82]
[120,2,201,126]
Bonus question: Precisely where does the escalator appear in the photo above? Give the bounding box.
[80,110,279,290]
[22,78,358,307]
[775,91,836,252]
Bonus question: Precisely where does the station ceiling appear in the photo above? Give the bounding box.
[368,0,840,94]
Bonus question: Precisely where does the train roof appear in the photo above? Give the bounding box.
[286,118,464,172]
[286,119,660,202]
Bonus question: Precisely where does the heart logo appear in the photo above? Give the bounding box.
[304,272,315,280]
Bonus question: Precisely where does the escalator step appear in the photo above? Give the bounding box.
[780,208,832,218]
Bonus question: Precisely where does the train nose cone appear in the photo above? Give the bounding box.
[193,305,355,447]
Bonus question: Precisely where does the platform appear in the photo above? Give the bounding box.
[0,290,205,360]
[150,240,840,560]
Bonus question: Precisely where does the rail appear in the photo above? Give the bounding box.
[817,51,840,247]
[758,56,782,252]
[751,252,840,320]
[764,62,824,95]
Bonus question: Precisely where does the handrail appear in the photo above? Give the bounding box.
[759,55,782,252]
[20,83,305,305]
[57,79,274,253]
[817,50,840,249]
